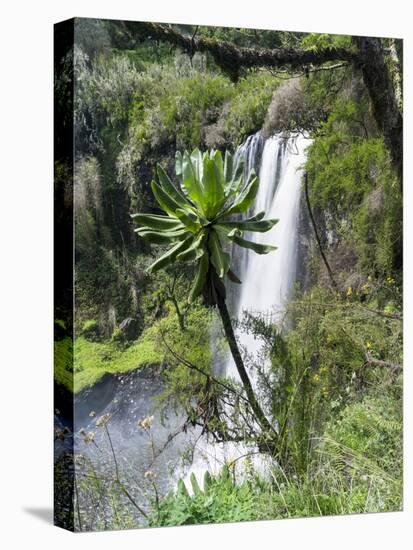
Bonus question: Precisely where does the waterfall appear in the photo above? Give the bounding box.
[183,132,309,488]
[226,132,308,380]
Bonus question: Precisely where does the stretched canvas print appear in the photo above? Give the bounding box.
[54,18,403,531]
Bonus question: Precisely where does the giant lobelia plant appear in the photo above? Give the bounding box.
[132,149,279,438]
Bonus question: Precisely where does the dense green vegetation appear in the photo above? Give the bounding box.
[55,20,402,530]
[150,389,401,526]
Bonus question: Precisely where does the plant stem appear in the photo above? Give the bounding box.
[74,472,82,531]
[215,291,278,444]
[304,173,338,290]
[104,424,148,519]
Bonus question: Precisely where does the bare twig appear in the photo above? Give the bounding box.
[104,424,148,519]
[365,352,402,372]
[159,330,250,406]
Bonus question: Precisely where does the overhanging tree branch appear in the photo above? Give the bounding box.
[120,21,356,80]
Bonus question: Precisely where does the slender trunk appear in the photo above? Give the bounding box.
[354,36,403,189]
[304,173,338,291]
[215,291,277,440]
[170,295,185,331]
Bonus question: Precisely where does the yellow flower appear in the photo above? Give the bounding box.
[366,341,372,350]
[84,431,95,444]
[313,374,320,383]
[138,415,154,429]
[96,413,111,428]
[346,286,353,296]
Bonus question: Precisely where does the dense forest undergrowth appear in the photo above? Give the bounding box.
[54,20,403,530]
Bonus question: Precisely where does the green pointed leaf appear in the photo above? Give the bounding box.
[147,236,194,273]
[190,148,204,183]
[157,164,193,209]
[203,470,212,491]
[225,155,245,197]
[209,230,230,278]
[202,156,224,217]
[190,472,202,496]
[181,151,205,210]
[241,218,279,232]
[176,232,206,261]
[176,246,204,263]
[188,251,209,303]
[225,173,259,215]
[151,181,181,217]
[220,216,279,233]
[217,211,265,226]
[136,228,189,244]
[175,208,201,232]
[177,479,190,499]
[130,213,183,231]
[213,225,241,242]
[231,235,277,255]
[212,150,224,180]
[223,151,233,188]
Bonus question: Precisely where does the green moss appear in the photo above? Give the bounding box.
[54,306,214,394]
[72,334,162,393]
[81,319,100,341]
[54,325,162,394]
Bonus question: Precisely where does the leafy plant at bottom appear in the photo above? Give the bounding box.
[149,466,257,526]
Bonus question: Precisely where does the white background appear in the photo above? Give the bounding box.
[0,0,411,548]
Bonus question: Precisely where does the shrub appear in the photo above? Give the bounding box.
[223,73,280,145]
[81,319,100,341]
[111,327,126,346]
[263,79,323,136]
[150,466,258,526]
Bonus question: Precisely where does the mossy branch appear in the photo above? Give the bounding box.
[120,21,356,81]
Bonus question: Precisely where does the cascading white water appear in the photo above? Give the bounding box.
[181,132,309,489]
[226,132,308,380]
